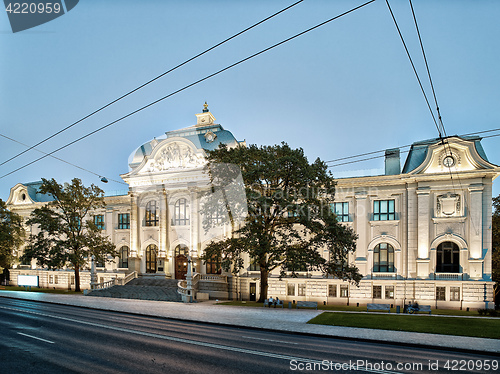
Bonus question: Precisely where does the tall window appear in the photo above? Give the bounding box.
[373,200,395,221]
[372,285,382,299]
[93,215,105,230]
[373,243,394,272]
[118,213,130,229]
[328,285,337,297]
[287,284,295,296]
[436,242,460,273]
[119,246,129,268]
[249,257,260,272]
[385,286,394,299]
[145,201,158,226]
[340,285,349,298]
[206,254,221,275]
[333,202,349,222]
[436,286,446,301]
[450,287,460,301]
[298,284,306,296]
[173,198,189,226]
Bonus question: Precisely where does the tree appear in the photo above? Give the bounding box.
[0,199,25,270]
[21,178,117,292]
[201,143,361,302]
[492,194,500,305]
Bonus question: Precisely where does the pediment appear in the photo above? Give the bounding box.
[6,183,35,205]
[407,137,497,175]
[126,138,207,177]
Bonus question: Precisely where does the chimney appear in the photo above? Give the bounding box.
[385,148,401,175]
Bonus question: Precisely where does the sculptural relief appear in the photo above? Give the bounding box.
[143,142,206,173]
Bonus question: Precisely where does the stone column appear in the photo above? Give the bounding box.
[129,192,141,273]
[159,188,168,258]
[468,184,484,279]
[354,191,368,274]
[468,184,483,259]
[190,188,199,258]
[416,187,430,278]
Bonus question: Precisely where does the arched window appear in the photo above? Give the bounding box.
[119,246,129,268]
[373,243,394,272]
[206,254,221,275]
[145,201,158,226]
[436,241,460,273]
[173,198,189,226]
[145,244,157,273]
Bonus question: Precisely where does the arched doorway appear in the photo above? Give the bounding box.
[175,244,189,280]
[436,241,460,273]
[145,244,157,273]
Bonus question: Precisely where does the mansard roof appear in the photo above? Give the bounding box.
[402,135,495,175]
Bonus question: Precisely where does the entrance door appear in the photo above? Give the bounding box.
[145,245,157,273]
[175,255,188,280]
[250,283,256,301]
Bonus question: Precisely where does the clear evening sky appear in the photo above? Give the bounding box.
[1,0,499,200]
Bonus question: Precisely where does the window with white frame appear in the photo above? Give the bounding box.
[328,284,337,297]
[340,285,348,298]
[287,284,295,296]
[385,286,394,299]
[450,287,460,301]
[298,283,306,296]
[333,202,349,222]
[373,199,395,221]
[173,198,189,226]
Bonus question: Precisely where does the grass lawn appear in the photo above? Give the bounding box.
[0,285,83,295]
[308,312,500,339]
[217,300,489,317]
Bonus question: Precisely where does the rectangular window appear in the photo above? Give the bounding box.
[249,258,260,272]
[373,285,382,299]
[54,275,58,284]
[94,215,105,230]
[385,286,394,299]
[49,275,53,284]
[118,213,130,229]
[298,284,306,296]
[287,284,295,296]
[373,200,395,221]
[333,202,349,222]
[436,286,446,301]
[328,284,337,297]
[450,287,460,301]
[71,275,75,285]
[340,285,348,298]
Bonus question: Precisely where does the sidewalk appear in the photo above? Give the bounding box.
[1,290,499,354]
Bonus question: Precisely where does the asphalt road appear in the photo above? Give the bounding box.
[0,298,498,374]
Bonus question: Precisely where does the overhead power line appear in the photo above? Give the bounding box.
[0,133,127,185]
[385,0,442,138]
[0,0,305,168]
[327,131,500,168]
[0,0,376,180]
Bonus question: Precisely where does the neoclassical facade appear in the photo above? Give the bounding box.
[7,106,499,309]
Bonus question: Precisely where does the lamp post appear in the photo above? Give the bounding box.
[90,254,97,290]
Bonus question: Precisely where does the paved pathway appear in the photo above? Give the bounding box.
[1,291,498,354]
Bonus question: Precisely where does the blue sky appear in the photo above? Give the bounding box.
[1,0,499,199]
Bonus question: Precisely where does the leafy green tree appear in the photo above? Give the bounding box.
[492,194,500,304]
[0,199,25,270]
[22,178,117,292]
[201,143,361,302]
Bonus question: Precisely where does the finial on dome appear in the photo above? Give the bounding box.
[203,101,209,113]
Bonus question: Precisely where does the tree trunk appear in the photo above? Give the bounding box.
[258,268,269,303]
[74,263,81,293]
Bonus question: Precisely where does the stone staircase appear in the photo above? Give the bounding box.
[87,276,182,302]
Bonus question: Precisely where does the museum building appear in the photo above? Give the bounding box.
[7,106,499,309]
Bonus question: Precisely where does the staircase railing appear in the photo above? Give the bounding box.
[177,273,201,298]
[117,271,138,285]
[91,278,116,290]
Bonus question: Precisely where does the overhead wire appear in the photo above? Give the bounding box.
[0,0,305,168]
[0,0,377,180]
[0,133,127,185]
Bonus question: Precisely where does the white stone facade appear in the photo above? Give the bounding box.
[6,108,499,309]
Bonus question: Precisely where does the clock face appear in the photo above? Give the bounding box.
[443,156,455,168]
